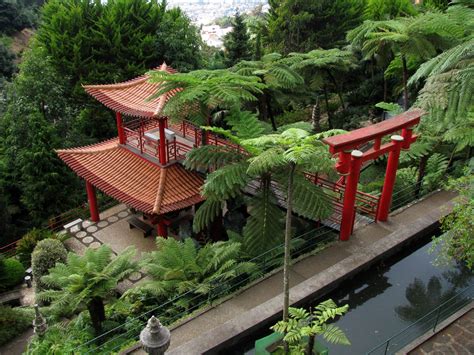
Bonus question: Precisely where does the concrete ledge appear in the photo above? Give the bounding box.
[169,191,455,355]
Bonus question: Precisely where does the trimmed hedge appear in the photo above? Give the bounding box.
[16,229,58,266]
[0,258,25,291]
[0,306,33,346]
[32,239,67,291]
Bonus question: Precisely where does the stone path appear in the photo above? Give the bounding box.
[0,328,33,355]
[410,309,474,355]
[63,204,146,286]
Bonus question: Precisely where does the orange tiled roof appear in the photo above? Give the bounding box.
[83,63,179,118]
[57,139,204,215]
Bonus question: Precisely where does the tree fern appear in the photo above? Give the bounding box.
[242,190,285,257]
[148,69,266,121]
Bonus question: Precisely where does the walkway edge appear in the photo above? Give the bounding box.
[168,191,456,355]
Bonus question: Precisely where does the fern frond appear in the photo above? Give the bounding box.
[193,199,224,233]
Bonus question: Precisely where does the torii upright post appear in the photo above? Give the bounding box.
[377,135,404,221]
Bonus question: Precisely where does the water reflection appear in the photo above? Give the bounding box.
[395,276,456,322]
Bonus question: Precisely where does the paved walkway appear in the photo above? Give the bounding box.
[410,309,474,354]
[63,204,157,288]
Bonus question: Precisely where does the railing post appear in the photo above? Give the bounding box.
[339,150,363,241]
[433,307,442,332]
[377,135,404,221]
[384,339,390,355]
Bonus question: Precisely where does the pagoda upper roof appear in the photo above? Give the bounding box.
[57,139,204,215]
[83,63,178,118]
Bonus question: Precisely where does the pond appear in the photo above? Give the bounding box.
[225,235,473,354]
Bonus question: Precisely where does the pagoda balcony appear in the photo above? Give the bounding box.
[121,117,197,165]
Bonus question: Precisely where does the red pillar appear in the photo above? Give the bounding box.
[158,119,167,165]
[340,150,363,241]
[377,135,404,221]
[157,217,168,238]
[86,181,100,222]
[116,112,125,144]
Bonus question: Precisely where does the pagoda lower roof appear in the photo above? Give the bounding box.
[57,139,204,215]
[83,63,178,118]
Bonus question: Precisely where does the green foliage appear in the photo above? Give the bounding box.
[267,0,365,53]
[431,173,474,269]
[223,13,252,67]
[148,69,265,121]
[37,0,201,97]
[410,34,474,147]
[422,153,448,193]
[364,0,417,20]
[375,101,403,115]
[242,190,285,257]
[0,0,38,35]
[0,258,25,291]
[271,300,350,354]
[37,245,138,331]
[0,42,15,79]
[16,229,58,266]
[131,238,258,309]
[0,306,33,346]
[31,238,67,292]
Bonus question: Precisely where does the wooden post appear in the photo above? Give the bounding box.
[86,181,99,222]
[377,135,404,221]
[116,112,125,144]
[158,119,167,165]
[157,218,168,238]
[339,150,363,241]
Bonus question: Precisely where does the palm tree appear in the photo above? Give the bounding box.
[285,49,355,129]
[271,300,350,354]
[349,12,462,110]
[134,238,257,309]
[38,245,138,335]
[242,128,336,323]
[148,69,266,125]
[231,53,304,130]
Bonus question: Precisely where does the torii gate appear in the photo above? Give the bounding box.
[323,109,423,241]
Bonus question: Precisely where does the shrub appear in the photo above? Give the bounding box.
[0,258,25,291]
[32,239,67,292]
[0,306,33,346]
[16,229,58,266]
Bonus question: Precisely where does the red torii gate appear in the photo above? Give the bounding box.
[323,109,423,241]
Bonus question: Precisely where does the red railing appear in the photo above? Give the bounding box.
[305,173,380,221]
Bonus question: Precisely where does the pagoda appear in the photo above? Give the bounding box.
[57,63,207,237]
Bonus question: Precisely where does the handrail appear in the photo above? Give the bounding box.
[366,284,474,354]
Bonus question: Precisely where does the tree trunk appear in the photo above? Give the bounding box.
[383,75,388,102]
[401,55,409,111]
[311,98,321,133]
[306,334,315,355]
[88,297,106,336]
[265,92,278,131]
[323,86,333,129]
[283,163,296,353]
[415,155,428,198]
[326,69,345,111]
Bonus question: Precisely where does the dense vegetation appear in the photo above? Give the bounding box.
[1,0,472,353]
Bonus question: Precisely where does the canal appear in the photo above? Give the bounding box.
[226,235,473,354]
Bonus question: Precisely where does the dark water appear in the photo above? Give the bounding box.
[227,236,473,355]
